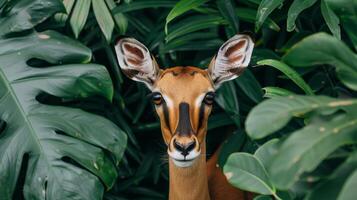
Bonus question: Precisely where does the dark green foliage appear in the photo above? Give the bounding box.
[1,0,356,199]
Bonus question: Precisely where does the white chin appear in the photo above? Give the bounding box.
[172,159,195,167]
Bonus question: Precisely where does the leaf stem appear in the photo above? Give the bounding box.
[272,193,282,200]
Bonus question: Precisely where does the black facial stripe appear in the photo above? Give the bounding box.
[198,102,205,130]
[162,101,171,133]
[175,102,194,136]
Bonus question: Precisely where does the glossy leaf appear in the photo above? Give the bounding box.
[269,111,357,189]
[0,30,127,200]
[287,0,318,32]
[105,0,128,34]
[234,69,263,103]
[70,0,91,38]
[165,0,208,34]
[54,0,75,24]
[217,0,239,32]
[165,15,226,42]
[246,95,357,139]
[325,0,357,50]
[262,87,295,98]
[216,82,240,126]
[112,0,176,13]
[257,59,314,95]
[218,130,246,167]
[255,0,283,31]
[93,0,114,42]
[337,170,357,200]
[0,0,64,37]
[321,0,340,39]
[283,33,357,90]
[224,153,276,195]
[254,139,279,168]
[306,152,357,200]
[237,8,280,31]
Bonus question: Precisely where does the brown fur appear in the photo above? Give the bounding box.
[115,36,255,200]
[155,67,251,200]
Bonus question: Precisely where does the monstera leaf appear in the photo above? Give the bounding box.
[0,0,64,37]
[0,30,127,199]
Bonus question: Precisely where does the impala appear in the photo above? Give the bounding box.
[115,34,254,200]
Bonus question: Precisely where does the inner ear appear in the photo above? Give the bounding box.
[224,40,246,62]
[115,37,160,90]
[122,43,145,65]
[208,34,254,88]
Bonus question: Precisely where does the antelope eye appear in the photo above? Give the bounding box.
[204,92,215,105]
[151,92,163,105]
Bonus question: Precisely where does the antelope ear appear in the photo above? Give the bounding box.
[115,37,160,90]
[208,34,254,88]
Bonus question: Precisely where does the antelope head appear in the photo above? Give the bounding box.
[115,35,254,168]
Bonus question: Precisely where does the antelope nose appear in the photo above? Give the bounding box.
[173,139,196,157]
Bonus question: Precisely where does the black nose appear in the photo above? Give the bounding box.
[173,139,196,157]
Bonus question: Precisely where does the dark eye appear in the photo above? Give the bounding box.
[204,92,215,105]
[151,92,163,105]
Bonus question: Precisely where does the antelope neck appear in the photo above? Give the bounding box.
[168,142,210,200]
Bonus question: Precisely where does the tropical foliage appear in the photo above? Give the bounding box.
[0,0,356,200]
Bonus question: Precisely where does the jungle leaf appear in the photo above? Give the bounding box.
[325,0,357,50]
[70,0,91,38]
[93,0,114,42]
[224,153,276,195]
[0,0,64,37]
[269,111,357,189]
[165,0,208,34]
[257,59,314,95]
[246,95,357,139]
[305,152,357,200]
[283,32,357,91]
[255,0,283,31]
[0,30,127,200]
[320,0,340,39]
[262,87,295,98]
[287,0,318,32]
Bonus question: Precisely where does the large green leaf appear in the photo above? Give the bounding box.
[54,0,76,24]
[321,0,340,39]
[165,15,226,42]
[306,152,357,200]
[237,7,280,32]
[257,59,314,95]
[254,139,279,168]
[262,87,295,98]
[255,0,283,31]
[106,0,128,35]
[269,111,357,189]
[0,30,127,199]
[112,0,176,13]
[0,0,64,37]
[286,0,318,32]
[234,69,263,103]
[69,0,91,38]
[217,0,239,32]
[246,95,357,139]
[93,0,114,42]
[218,130,246,168]
[325,0,357,50]
[283,32,357,91]
[216,81,240,126]
[165,0,208,34]
[337,170,357,200]
[223,153,277,196]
